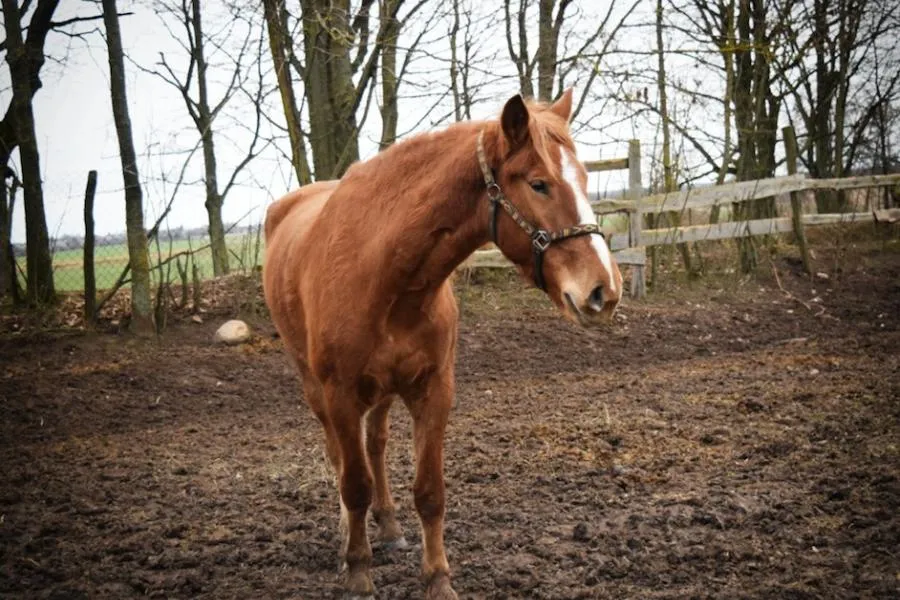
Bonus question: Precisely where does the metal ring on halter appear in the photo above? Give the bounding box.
[486,182,502,200]
[531,230,551,252]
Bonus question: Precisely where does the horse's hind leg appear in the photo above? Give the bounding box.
[365,397,406,549]
[296,363,350,570]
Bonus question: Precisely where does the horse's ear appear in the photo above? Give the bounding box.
[501,94,530,151]
[550,88,574,122]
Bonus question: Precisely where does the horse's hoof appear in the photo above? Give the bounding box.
[380,536,409,552]
[425,573,458,600]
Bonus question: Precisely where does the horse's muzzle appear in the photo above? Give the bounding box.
[564,290,620,327]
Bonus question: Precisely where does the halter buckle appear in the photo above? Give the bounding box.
[532,230,551,252]
[486,182,502,201]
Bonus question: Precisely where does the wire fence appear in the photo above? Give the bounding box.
[14,229,264,294]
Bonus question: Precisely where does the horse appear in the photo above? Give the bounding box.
[263,89,623,600]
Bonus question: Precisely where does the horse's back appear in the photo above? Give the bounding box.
[264,180,340,363]
[265,180,339,244]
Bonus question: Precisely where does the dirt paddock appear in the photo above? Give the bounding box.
[1,238,898,599]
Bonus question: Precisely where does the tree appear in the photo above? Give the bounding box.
[262,0,313,185]
[146,0,269,277]
[264,0,428,179]
[102,0,154,335]
[503,0,640,115]
[654,0,696,278]
[1,0,58,304]
[0,167,23,302]
[776,0,900,211]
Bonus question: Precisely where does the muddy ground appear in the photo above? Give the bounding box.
[1,237,898,599]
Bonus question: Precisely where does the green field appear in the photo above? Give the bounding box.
[19,233,264,293]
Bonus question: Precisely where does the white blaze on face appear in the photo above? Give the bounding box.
[560,150,617,294]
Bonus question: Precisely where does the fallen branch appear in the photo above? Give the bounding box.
[768,257,837,320]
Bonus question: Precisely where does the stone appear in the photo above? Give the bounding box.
[214,319,251,345]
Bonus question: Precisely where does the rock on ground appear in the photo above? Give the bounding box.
[214,319,251,345]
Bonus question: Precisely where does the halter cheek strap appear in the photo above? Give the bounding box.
[476,131,605,291]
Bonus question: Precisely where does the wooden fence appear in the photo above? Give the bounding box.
[463,136,900,299]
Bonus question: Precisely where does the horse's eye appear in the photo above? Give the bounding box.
[530,180,548,195]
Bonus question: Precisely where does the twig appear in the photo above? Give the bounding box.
[770,258,812,311]
[769,257,836,320]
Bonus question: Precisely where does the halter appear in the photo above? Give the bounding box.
[476,131,605,291]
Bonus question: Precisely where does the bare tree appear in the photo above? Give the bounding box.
[102,0,154,335]
[262,0,313,184]
[503,0,640,117]
[1,0,58,304]
[776,0,900,211]
[654,0,696,278]
[145,0,268,277]
[0,167,23,301]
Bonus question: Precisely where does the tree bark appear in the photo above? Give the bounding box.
[505,0,534,97]
[655,0,695,277]
[301,0,361,179]
[379,0,401,150]
[263,0,312,185]
[2,0,56,305]
[536,0,569,101]
[0,163,22,302]
[189,0,229,277]
[731,0,780,273]
[102,0,154,335]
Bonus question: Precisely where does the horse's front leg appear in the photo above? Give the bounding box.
[365,397,407,549]
[326,383,376,599]
[404,369,459,600]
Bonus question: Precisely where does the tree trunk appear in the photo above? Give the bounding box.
[505,0,535,98]
[711,0,736,226]
[731,0,780,273]
[449,0,463,121]
[102,0,154,336]
[379,0,401,150]
[537,0,568,101]
[2,0,56,305]
[189,0,229,277]
[301,0,360,179]
[263,0,312,185]
[655,0,695,277]
[0,162,21,302]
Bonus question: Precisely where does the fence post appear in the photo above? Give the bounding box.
[83,170,98,322]
[627,139,645,298]
[782,127,811,275]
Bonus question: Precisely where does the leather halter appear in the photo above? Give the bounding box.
[476,131,606,291]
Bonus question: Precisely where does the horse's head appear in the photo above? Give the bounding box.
[481,89,623,326]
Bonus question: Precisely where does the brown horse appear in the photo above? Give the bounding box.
[263,90,623,599]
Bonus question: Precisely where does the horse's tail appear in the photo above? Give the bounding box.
[264,180,340,242]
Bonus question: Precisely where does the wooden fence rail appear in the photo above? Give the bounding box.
[465,137,900,299]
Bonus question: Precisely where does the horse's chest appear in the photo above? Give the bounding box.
[367,318,453,393]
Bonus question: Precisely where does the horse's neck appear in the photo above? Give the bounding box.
[377,127,493,295]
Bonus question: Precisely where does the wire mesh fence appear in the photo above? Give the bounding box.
[14,228,264,294]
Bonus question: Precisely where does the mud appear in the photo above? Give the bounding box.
[2,242,898,599]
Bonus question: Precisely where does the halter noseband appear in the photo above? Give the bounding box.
[476,130,605,291]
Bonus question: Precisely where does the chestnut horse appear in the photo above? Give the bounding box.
[264,90,623,599]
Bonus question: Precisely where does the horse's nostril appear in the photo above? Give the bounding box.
[589,285,604,309]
